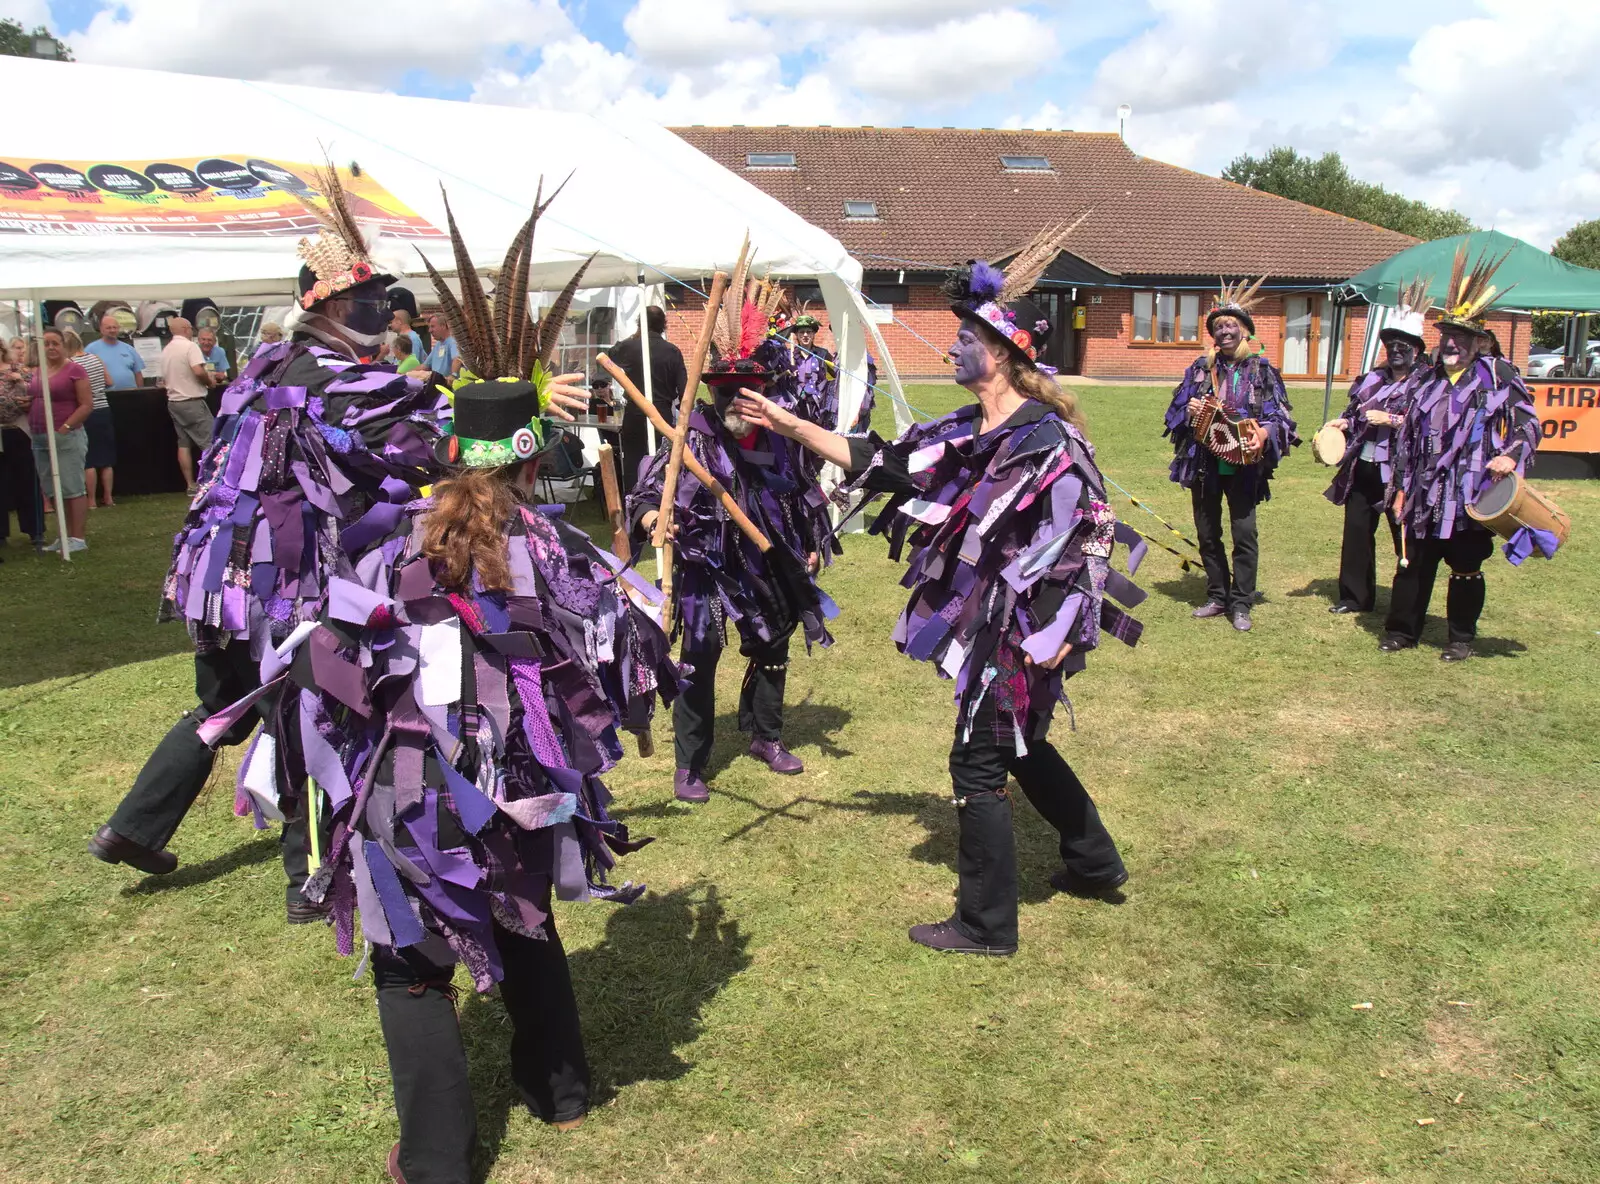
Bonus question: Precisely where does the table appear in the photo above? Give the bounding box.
[107,386,224,496]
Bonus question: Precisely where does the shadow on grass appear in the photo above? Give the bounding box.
[1150,572,1212,608]
[700,696,853,781]
[120,833,280,896]
[461,883,749,1182]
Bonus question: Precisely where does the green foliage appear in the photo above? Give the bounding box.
[0,18,72,60]
[1222,146,1475,240]
[1530,218,1600,348]
[3,397,1599,1182]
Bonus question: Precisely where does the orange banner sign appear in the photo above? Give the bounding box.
[1529,380,1600,453]
[0,155,441,239]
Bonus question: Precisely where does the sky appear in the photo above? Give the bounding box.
[6,0,1598,250]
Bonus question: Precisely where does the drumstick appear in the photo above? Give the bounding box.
[1399,530,1408,569]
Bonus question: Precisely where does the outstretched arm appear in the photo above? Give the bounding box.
[733,388,856,471]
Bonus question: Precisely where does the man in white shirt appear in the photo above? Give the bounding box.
[160,318,213,494]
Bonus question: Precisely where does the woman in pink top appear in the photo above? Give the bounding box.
[28,328,94,552]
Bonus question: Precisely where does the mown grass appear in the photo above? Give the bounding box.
[1,385,1596,1183]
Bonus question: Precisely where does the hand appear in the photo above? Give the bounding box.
[732,388,800,437]
[1391,489,1406,516]
[640,510,679,540]
[1024,639,1074,671]
[1186,398,1204,420]
[1329,418,1348,431]
[807,551,820,575]
[1364,410,1391,427]
[544,372,589,422]
[1249,425,1269,453]
[1486,455,1515,479]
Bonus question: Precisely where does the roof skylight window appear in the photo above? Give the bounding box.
[746,152,797,168]
[844,200,879,219]
[1001,155,1052,171]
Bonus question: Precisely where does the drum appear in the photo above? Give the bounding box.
[1312,423,1347,467]
[1466,473,1571,545]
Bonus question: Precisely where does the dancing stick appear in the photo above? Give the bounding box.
[595,442,629,562]
[597,354,773,552]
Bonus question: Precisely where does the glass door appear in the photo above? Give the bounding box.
[1283,297,1311,375]
[1315,297,1345,376]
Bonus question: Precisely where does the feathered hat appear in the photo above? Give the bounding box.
[1379,275,1431,348]
[1206,276,1267,336]
[423,180,596,468]
[706,235,781,392]
[944,211,1090,370]
[1435,243,1514,338]
[294,159,394,311]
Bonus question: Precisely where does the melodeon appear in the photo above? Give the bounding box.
[1193,392,1263,465]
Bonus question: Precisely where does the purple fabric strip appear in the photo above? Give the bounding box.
[1021,593,1083,664]
[439,755,498,834]
[509,658,568,769]
[265,385,308,411]
[309,626,373,718]
[1104,569,1147,608]
[340,500,405,557]
[328,577,398,627]
[495,791,577,832]
[363,839,426,947]
[196,673,285,745]
[552,822,589,902]
[407,791,484,889]
[298,689,353,809]
[349,840,394,947]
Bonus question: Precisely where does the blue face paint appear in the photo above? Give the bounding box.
[949,323,993,386]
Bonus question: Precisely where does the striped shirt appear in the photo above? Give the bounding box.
[77,352,109,410]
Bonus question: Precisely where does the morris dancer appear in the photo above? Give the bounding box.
[1324,278,1427,615]
[1164,279,1298,632]
[1383,248,1539,661]
[201,205,675,1182]
[735,222,1144,956]
[627,269,835,803]
[88,163,450,921]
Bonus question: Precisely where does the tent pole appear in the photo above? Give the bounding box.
[32,293,71,563]
[1321,293,1342,424]
[636,276,661,576]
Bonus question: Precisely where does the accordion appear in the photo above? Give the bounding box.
[1193,393,1263,465]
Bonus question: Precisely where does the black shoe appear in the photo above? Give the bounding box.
[1378,634,1415,653]
[286,895,328,925]
[1440,641,1473,663]
[1191,602,1227,619]
[1050,867,1129,899]
[87,825,177,875]
[908,918,1015,956]
[1328,602,1362,614]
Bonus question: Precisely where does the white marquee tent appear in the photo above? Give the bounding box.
[0,57,905,432]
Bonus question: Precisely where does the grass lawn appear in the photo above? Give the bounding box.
[1,384,1596,1183]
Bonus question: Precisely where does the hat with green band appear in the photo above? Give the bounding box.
[434,373,558,468]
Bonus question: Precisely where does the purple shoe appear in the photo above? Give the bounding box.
[908,917,1016,957]
[674,769,710,803]
[749,737,803,774]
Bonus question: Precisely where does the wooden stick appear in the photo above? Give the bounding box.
[597,353,772,552]
[594,442,629,562]
[654,269,732,549]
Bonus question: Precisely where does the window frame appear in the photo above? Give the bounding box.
[745,152,797,169]
[999,154,1053,172]
[1129,289,1204,346]
[843,199,879,220]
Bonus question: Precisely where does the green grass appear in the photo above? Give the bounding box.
[2,386,1597,1183]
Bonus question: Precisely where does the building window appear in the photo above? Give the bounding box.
[843,200,878,220]
[745,152,796,169]
[1131,290,1200,343]
[1000,155,1052,171]
[866,283,908,305]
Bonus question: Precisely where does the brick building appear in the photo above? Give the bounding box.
[669,126,1530,383]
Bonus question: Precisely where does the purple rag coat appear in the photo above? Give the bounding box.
[1163,351,1299,505]
[1324,366,1420,506]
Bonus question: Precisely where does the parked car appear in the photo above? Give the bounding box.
[1527,350,1564,378]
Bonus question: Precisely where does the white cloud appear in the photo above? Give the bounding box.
[1003,101,1068,130]
[1,0,53,32]
[739,0,976,24]
[70,0,572,88]
[624,0,772,69]
[828,10,1058,104]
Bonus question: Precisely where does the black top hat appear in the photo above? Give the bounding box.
[434,378,554,468]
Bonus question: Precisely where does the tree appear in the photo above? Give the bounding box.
[1532,217,1600,348]
[1221,147,1474,241]
[0,19,73,61]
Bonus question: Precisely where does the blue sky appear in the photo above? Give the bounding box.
[7,0,1598,247]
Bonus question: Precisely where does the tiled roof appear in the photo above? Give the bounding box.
[671,126,1417,282]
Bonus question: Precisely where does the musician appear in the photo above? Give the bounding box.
[733,228,1144,956]
[1163,279,1299,632]
[1323,281,1427,615]
[1383,250,1538,661]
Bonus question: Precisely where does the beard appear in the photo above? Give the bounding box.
[719,407,753,437]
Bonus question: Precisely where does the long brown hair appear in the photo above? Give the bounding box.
[420,466,519,593]
[998,350,1087,434]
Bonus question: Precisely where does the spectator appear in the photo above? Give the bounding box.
[160,318,214,495]
[387,308,424,362]
[426,313,462,378]
[66,329,116,508]
[0,344,43,552]
[609,305,687,491]
[85,314,144,389]
[197,327,230,384]
[252,321,284,361]
[6,338,25,368]
[392,333,421,375]
[27,328,93,552]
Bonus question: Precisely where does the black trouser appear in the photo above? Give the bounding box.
[1384,528,1495,645]
[1337,460,1402,611]
[106,643,313,898]
[377,919,590,1184]
[0,426,43,543]
[674,632,789,772]
[944,700,1125,949]
[1191,473,1259,612]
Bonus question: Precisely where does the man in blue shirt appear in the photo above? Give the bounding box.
[426,313,462,379]
[197,327,230,385]
[84,314,144,389]
[388,309,425,363]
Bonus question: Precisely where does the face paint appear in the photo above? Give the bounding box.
[1438,327,1477,368]
[1210,316,1243,354]
[1384,337,1417,372]
[949,322,994,387]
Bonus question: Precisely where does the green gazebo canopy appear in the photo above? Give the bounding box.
[1341,230,1600,313]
